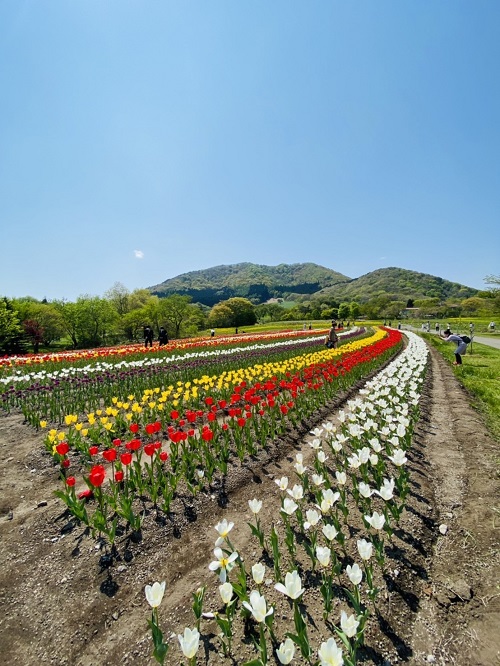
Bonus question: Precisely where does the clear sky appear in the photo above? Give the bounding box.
[1,1,499,301]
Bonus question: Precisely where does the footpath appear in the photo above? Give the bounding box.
[403,325,500,350]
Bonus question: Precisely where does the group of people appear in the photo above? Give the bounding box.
[143,326,169,348]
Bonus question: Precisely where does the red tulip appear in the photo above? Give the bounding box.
[78,489,93,500]
[129,423,139,434]
[145,423,156,435]
[114,471,124,482]
[66,476,76,487]
[88,465,106,487]
[170,410,179,420]
[207,412,216,422]
[61,458,70,468]
[112,438,122,447]
[280,405,288,415]
[89,446,99,456]
[237,418,246,427]
[120,452,133,466]
[144,443,155,457]
[205,397,214,406]
[103,448,117,462]
[160,451,168,462]
[56,442,70,456]
[202,429,213,442]
[126,439,141,451]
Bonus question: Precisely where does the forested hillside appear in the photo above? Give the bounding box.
[314,267,478,303]
[149,262,350,306]
[149,263,478,306]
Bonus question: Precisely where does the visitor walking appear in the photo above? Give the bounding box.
[158,327,168,346]
[144,326,154,348]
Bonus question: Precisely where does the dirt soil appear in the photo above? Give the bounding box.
[0,344,499,666]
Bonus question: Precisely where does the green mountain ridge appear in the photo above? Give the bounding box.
[149,262,350,306]
[148,263,478,306]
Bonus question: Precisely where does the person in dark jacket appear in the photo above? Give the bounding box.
[158,327,168,346]
[144,326,154,348]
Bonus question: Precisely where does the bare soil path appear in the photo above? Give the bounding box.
[0,343,499,665]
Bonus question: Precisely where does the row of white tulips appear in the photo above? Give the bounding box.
[144,332,428,665]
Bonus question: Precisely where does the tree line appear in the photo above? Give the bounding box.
[1,276,498,354]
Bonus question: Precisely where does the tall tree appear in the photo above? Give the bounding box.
[0,298,24,354]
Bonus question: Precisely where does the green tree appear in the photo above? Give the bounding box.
[337,303,351,321]
[12,299,64,346]
[349,302,361,320]
[104,282,131,315]
[54,297,118,348]
[0,298,24,354]
[160,295,201,338]
[208,297,257,328]
[208,303,234,328]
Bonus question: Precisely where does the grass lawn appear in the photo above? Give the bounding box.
[426,333,500,444]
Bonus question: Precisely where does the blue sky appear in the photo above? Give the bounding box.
[1,1,499,301]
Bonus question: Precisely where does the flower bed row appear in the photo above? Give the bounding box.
[143,331,429,665]
[0,329,328,370]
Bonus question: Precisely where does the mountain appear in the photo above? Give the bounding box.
[149,262,351,306]
[313,267,478,303]
[148,263,479,306]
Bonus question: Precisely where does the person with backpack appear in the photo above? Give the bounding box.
[441,328,470,366]
[325,321,339,349]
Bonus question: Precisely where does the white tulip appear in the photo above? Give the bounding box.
[316,545,331,567]
[251,562,266,585]
[340,609,359,638]
[276,637,295,664]
[275,570,304,599]
[275,476,289,491]
[281,498,298,516]
[317,637,344,666]
[346,562,363,586]
[322,523,338,541]
[242,590,273,623]
[364,511,386,530]
[219,582,234,605]
[177,627,200,659]
[145,581,166,608]
[357,538,373,561]
[248,498,262,515]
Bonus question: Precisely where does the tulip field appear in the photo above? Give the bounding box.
[1,325,497,665]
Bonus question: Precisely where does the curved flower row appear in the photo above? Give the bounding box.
[1,330,359,388]
[46,329,387,443]
[0,328,328,370]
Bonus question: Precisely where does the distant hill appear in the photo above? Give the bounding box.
[148,263,479,306]
[149,262,351,306]
[313,267,478,303]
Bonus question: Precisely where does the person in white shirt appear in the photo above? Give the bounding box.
[441,329,468,365]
